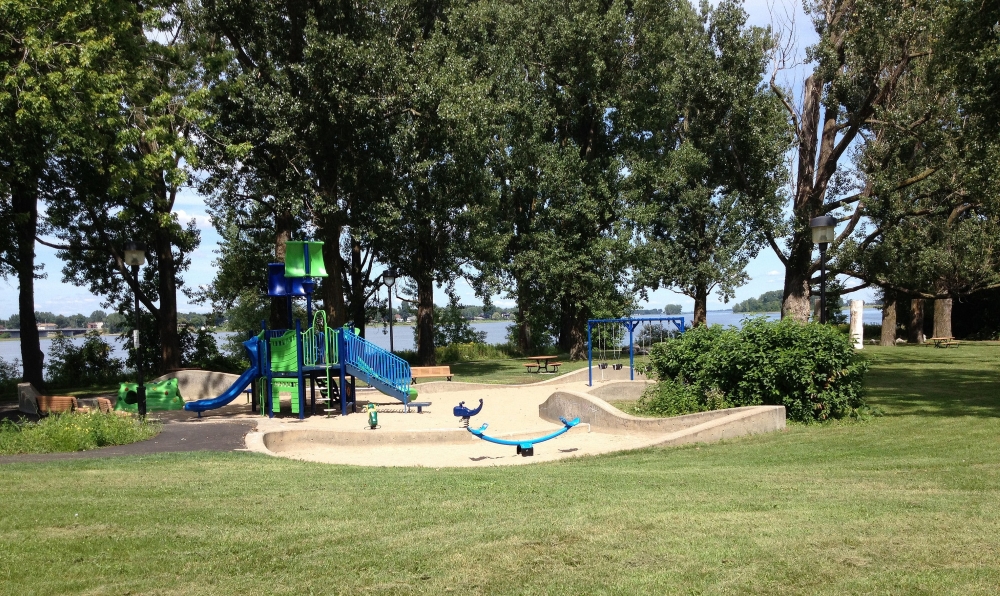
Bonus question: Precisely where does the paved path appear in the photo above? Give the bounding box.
[0,419,257,464]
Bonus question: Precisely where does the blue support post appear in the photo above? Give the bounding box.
[629,323,635,381]
[338,327,348,416]
[262,320,274,418]
[295,319,305,419]
[587,322,593,387]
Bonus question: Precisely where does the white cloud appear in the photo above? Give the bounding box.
[767,270,780,276]
[173,209,214,230]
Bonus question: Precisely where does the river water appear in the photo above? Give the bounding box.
[0,309,883,366]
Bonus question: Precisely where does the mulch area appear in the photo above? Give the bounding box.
[0,400,258,464]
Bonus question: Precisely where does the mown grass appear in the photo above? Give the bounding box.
[2,344,1000,594]
[0,412,160,455]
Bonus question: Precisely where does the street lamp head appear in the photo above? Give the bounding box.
[382,267,397,288]
[809,216,837,248]
[124,241,147,267]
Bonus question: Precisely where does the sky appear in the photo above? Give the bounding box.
[0,0,875,320]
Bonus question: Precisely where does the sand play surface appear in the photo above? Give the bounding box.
[246,379,667,467]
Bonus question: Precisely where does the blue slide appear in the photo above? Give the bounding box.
[183,336,262,413]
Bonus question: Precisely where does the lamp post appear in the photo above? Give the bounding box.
[382,267,397,353]
[124,241,148,417]
[810,216,837,324]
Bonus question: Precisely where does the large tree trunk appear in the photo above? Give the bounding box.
[319,221,346,328]
[909,299,925,344]
[13,186,43,387]
[154,229,180,371]
[782,229,814,322]
[880,294,897,346]
[692,283,708,327]
[269,210,293,330]
[152,180,180,371]
[349,234,366,337]
[933,297,953,339]
[515,277,532,353]
[415,274,435,365]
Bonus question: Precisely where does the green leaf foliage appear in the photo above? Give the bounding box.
[644,318,869,422]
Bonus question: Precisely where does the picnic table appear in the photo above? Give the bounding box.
[929,336,961,348]
[524,355,561,373]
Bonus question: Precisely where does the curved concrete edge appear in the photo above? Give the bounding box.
[539,389,785,437]
[586,381,655,402]
[414,366,649,394]
[153,370,241,401]
[247,424,591,456]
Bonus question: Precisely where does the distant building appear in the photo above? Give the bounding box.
[86,322,104,330]
[406,316,416,323]
[393,314,403,322]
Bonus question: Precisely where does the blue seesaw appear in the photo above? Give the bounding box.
[453,399,580,457]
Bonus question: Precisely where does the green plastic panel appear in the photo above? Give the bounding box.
[115,378,184,411]
[270,330,299,372]
[271,379,299,414]
[284,241,328,278]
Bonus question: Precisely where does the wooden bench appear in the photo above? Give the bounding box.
[410,366,452,383]
[35,395,78,414]
[523,362,539,372]
[548,362,563,373]
[930,336,961,348]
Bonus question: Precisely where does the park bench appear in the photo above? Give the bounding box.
[410,366,452,383]
[930,336,961,348]
[35,395,78,414]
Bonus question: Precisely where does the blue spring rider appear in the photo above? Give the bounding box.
[453,399,580,457]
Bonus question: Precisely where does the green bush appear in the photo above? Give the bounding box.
[46,332,124,387]
[0,357,20,399]
[0,412,160,455]
[643,318,869,422]
[397,342,536,365]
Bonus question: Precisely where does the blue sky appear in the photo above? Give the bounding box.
[0,0,875,319]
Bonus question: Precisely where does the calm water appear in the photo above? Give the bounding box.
[0,309,883,366]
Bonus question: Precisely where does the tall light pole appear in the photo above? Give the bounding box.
[382,267,397,353]
[124,241,148,417]
[810,216,837,324]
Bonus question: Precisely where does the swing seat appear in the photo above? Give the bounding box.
[612,363,623,370]
[598,363,608,370]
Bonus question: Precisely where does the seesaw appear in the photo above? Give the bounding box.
[453,399,580,457]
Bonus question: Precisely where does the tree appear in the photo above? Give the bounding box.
[44,1,202,373]
[197,0,400,335]
[1,0,145,385]
[629,0,788,327]
[768,0,939,321]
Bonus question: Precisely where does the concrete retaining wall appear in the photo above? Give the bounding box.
[539,389,785,441]
[414,366,649,395]
[152,370,241,401]
[260,425,589,452]
[586,381,655,402]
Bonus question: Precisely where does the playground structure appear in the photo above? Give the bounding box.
[115,378,184,412]
[587,316,686,386]
[182,240,422,418]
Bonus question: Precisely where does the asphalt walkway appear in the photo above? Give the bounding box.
[0,419,257,464]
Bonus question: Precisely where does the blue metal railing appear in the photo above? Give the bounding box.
[341,328,411,398]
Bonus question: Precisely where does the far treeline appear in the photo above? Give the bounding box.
[2,0,998,386]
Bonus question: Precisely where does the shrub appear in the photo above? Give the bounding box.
[0,412,160,455]
[397,342,530,365]
[643,317,869,422]
[0,357,20,399]
[46,332,124,387]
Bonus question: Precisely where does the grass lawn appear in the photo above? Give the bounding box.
[3,345,1000,594]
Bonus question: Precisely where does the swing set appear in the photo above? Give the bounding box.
[586,317,686,386]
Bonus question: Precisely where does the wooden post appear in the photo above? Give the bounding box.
[850,300,864,349]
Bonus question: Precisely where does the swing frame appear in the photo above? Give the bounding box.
[586,317,686,386]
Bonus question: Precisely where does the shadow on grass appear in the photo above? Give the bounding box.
[865,345,1000,418]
